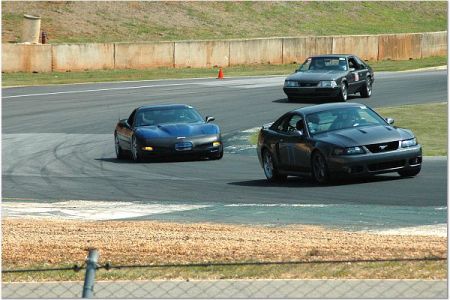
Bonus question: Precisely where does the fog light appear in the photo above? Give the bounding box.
[213,141,221,147]
[142,146,154,151]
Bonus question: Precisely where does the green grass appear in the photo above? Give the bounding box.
[249,102,447,156]
[2,56,447,87]
[2,260,446,282]
[2,2,447,43]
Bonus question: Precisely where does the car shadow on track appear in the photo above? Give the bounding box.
[273,95,360,104]
[228,174,406,188]
[96,156,217,164]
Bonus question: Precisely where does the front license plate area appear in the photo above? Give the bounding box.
[175,142,193,151]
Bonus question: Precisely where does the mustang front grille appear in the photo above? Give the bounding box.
[365,141,399,153]
[298,81,319,87]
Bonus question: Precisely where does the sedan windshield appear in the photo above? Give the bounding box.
[135,107,204,126]
[306,106,387,135]
[299,57,347,72]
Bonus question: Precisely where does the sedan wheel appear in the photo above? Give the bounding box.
[115,134,125,159]
[360,77,372,98]
[312,152,329,184]
[338,83,348,102]
[131,136,141,162]
[263,150,286,182]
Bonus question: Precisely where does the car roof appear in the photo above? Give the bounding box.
[309,54,353,58]
[293,103,366,115]
[137,104,192,111]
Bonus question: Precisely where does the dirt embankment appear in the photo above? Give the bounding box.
[2,219,446,268]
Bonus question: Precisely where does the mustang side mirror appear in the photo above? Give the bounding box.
[206,116,215,123]
[385,118,395,125]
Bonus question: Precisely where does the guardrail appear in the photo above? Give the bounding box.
[2,248,447,298]
[2,31,447,73]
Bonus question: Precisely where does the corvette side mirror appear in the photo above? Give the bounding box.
[385,118,395,125]
[206,116,215,123]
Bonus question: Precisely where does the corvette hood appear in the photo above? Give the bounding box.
[135,123,220,139]
[286,70,347,82]
[314,125,414,147]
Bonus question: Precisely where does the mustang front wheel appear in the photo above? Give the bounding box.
[312,151,329,184]
[338,83,348,102]
[263,150,286,182]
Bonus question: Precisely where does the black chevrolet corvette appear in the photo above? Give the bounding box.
[114,104,223,161]
[283,55,374,102]
[257,103,422,184]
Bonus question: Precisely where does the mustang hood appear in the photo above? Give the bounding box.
[314,125,414,147]
[135,123,220,139]
[286,70,347,81]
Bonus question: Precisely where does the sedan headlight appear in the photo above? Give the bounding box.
[333,146,365,155]
[318,80,338,88]
[284,80,298,87]
[401,138,417,148]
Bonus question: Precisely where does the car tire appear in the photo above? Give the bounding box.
[337,82,348,102]
[262,149,287,182]
[131,135,142,162]
[360,77,372,98]
[311,151,329,184]
[210,149,224,160]
[114,133,125,159]
[398,167,421,177]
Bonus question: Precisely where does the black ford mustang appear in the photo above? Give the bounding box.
[257,103,422,184]
[283,55,374,102]
[114,104,223,161]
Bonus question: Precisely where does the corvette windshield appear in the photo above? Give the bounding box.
[299,57,347,72]
[136,107,204,126]
[306,106,387,135]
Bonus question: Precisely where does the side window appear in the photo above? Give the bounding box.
[348,57,362,70]
[286,115,304,135]
[127,109,137,127]
[354,56,367,69]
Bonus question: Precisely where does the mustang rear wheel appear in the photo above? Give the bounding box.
[311,151,329,184]
[337,83,348,102]
[262,150,286,182]
[115,134,125,159]
[360,77,372,98]
[131,135,142,162]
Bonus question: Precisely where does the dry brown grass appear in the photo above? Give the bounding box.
[2,218,446,269]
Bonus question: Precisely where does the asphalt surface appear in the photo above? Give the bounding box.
[2,70,448,230]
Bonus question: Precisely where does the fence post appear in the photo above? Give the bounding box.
[82,248,99,298]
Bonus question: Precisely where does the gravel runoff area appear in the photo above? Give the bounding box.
[2,219,446,268]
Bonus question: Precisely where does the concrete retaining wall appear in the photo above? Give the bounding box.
[115,42,174,69]
[2,31,446,72]
[229,38,283,65]
[2,44,52,72]
[421,31,447,58]
[175,40,230,68]
[378,33,423,60]
[52,43,115,72]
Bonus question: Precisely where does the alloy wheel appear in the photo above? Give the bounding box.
[313,153,327,183]
[263,151,274,179]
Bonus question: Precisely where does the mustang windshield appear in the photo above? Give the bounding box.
[299,57,347,72]
[136,107,204,126]
[306,106,387,135]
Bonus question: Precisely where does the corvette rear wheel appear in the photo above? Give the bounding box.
[115,134,125,159]
[262,150,286,182]
[338,83,348,102]
[312,151,329,184]
[360,77,372,98]
[131,135,142,162]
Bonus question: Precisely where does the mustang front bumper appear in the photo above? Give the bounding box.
[283,87,341,99]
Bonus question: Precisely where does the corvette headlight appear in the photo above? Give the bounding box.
[284,80,298,87]
[212,141,221,147]
[401,138,417,148]
[318,80,338,88]
[333,146,365,155]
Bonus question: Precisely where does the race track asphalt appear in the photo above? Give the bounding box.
[2,70,448,230]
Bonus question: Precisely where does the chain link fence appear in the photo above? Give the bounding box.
[2,249,447,299]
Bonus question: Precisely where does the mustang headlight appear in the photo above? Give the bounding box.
[284,80,298,87]
[333,146,365,155]
[318,80,338,88]
[401,138,417,148]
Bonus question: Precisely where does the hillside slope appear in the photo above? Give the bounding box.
[2,1,447,44]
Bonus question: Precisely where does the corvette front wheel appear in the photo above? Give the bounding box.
[131,135,142,162]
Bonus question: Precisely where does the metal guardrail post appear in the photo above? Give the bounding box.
[82,248,99,298]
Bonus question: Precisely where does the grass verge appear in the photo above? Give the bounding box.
[249,102,447,156]
[2,56,446,87]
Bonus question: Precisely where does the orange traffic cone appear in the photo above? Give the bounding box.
[217,67,224,79]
